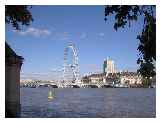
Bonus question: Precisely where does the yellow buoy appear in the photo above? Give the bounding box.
[48,91,53,100]
[48,86,54,101]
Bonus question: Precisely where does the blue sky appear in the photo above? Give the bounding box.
[6,6,144,80]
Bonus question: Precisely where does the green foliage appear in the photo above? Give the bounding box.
[105,5,140,30]
[5,5,33,30]
[137,10,156,79]
[104,5,156,78]
[137,61,155,78]
[142,78,151,87]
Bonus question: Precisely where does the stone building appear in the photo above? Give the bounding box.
[120,72,142,86]
[81,71,142,87]
[81,76,91,84]
[88,73,105,83]
[5,42,23,117]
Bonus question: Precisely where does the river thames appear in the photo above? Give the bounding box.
[20,88,156,118]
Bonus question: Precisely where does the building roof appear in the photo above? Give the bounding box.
[5,42,23,60]
[5,42,24,66]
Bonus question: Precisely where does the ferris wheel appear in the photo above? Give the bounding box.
[63,43,80,83]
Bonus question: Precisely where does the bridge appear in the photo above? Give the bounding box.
[20,80,114,88]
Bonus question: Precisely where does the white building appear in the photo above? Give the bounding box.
[103,58,116,74]
[120,73,142,85]
[85,73,105,84]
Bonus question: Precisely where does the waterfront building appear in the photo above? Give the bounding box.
[81,76,91,84]
[81,71,143,87]
[103,58,116,74]
[120,72,142,86]
[82,73,105,84]
[89,73,104,83]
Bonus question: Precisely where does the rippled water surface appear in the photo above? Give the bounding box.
[20,88,156,118]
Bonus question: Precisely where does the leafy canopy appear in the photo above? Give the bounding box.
[5,5,33,30]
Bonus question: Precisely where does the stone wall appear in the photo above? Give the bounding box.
[5,56,23,117]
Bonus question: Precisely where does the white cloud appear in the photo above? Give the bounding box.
[98,32,105,37]
[13,27,51,37]
[80,33,87,39]
[51,31,71,41]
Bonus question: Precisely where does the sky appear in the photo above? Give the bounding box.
[5,6,144,80]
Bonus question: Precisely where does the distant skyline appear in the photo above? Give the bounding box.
[6,6,144,80]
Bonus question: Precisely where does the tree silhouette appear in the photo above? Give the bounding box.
[104,5,156,80]
[5,5,33,62]
[5,5,33,30]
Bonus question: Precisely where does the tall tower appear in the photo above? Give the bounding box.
[103,58,116,74]
[103,59,107,73]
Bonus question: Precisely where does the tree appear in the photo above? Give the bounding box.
[5,5,33,30]
[5,5,33,56]
[104,5,156,81]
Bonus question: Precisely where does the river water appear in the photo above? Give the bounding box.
[20,88,156,118]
